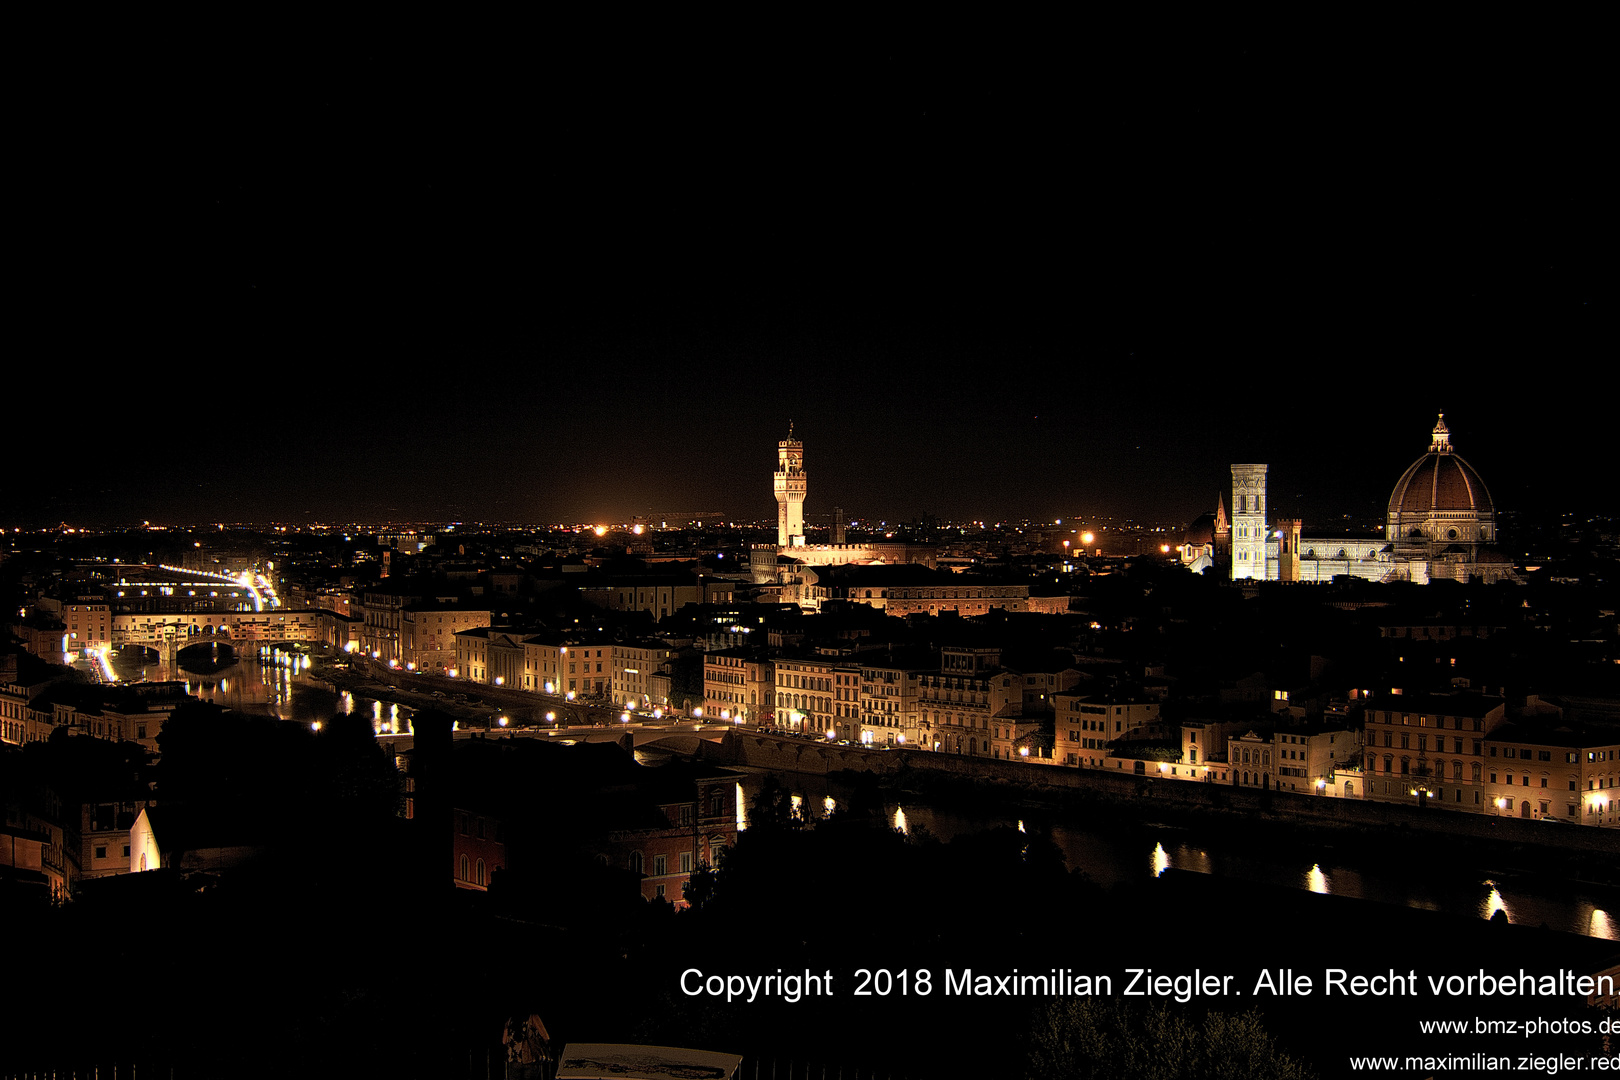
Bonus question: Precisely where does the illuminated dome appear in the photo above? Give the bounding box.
[1386,414,1496,552]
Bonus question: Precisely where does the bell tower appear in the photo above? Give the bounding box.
[1231,464,1268,580]
[774,423,806,547]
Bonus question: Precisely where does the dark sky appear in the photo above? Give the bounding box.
[15,33,1606,529]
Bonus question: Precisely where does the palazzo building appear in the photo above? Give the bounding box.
[750,428,936,591]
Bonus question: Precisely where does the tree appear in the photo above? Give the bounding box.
[1024,999,1316,1080]
[681,858,719,912]
[745,775,803,832]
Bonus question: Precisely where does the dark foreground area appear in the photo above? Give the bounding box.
[5,804,1617,1080]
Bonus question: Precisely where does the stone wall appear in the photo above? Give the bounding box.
[712,731,1616,854]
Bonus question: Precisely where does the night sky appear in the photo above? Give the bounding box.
[18,35,1606,529]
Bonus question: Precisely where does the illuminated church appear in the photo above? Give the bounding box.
[1181,414,1516,584]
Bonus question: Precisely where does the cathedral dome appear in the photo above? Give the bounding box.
[1386,414,1496,546]
[1388,452,1493,518]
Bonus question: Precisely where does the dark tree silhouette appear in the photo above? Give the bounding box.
[1024,998,1316,1080]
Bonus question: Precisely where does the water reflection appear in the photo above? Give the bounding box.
[723,776,1614,939]
[109,644,365,727]
[1151,842,1170,878]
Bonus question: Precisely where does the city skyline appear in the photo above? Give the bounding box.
[11,400,1608,532]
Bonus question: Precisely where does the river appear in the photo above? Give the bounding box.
[734,772,1619,940]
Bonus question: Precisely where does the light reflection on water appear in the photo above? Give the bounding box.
[113,645,313,720]
[837,792,1610,939]
[109,645,391,727]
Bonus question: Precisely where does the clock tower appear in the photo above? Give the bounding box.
[774,423,806,547]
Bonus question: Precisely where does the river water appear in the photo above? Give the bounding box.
[736,773,1619,941]
[110,643,411,733]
